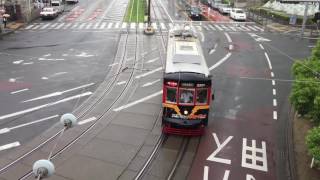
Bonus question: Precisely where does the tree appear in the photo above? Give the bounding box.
[306,126,320,164]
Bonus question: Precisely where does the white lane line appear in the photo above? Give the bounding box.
[117,81,126,85]
[0,115,59,134]
[264,52,272,70]
[272,80,276,86]
[108,62,118,67]
[22,83,95,103]
[259,44,264,50]
[223,170,230,180]
[271,72,274,78]
[209,52,232,71]
[0,142,20,151]
[209,44,218,55]
[224,32,232,43]
[142,79,160,87]
[135,67,163,79]
[10,88,29,95]
[203,166,209,180]
[78,117,97,125]
[0,92,92,121]
[273,111,278,120]
[200,32,205,42]
[273,89,276,96]
[113,90,162,112]
[146,57,159,63]
[273,99,277,107]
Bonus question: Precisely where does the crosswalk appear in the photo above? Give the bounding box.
[23,22,264,32]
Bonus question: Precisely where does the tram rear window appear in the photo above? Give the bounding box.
[196,88,208,104]
[166,87,177,103]
[179,89,195,105]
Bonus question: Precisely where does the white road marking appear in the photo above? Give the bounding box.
[50,23,58,29]
[78,23,86,29]
[248,33,271,42]
[115,22,120,29]
[152,22,157,30]
[122,22,127,29]
[271,72,274,77]
[142,79,160,87]
[203,166,209,180]
[130,23,136,29]
[55,23,65,29]
[259,44,264,50]
[208,24,216,30]
[135,67,163,79]
[160,23,166,30]
[0,142,20,151]
[247,26,258,31]
[71,23,79,29]
[117,81,126,85]
[273,111,278,120]
[40,23,51,29]
[25,25,34,30]
[207,133,233,164]
[78,117,97,125]
[107,22,113,29]
[146,57,159,63]
[93,23,100,29]
[229,26,237,31]
[100,22,107,29]
[272,80,276,86]
[169,23,173,30]
[13,60,24,64]
[22,83,95,103]
[108,62,118,67]
[253,25,264,31]
[224,32,232,43]
[220,25,231,31]
[273,89,276,96]
[38,58,65,61]
[264,52,272,70]
[200,32,205,42]
[209,52,232,71]
[214,24,223,31]
[85,23,93,29]
[10,88,29,95]
[242,138,268,172]
[0,92,92,121]
[113,90,162,112]
[273,99,277,107]
[229,44,234,50]
[209,44,218,55]
[0,115,59,134]
[139,23,144,29]
[63,23,72,29]
[240,25,250,31]
[223,170,230,180]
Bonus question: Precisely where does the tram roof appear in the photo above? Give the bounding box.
[165,29,210,77]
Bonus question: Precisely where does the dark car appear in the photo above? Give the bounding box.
[187,6,202,20]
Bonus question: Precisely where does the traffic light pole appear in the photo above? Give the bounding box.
[301,2,309,37]
[144,0,155,35]
[147,0,151,25]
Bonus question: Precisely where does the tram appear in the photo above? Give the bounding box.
[162,24,213,136]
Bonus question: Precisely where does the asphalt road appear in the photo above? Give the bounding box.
[0,0,317,179]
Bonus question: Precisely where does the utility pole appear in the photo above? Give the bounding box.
[144,0,155,35]
[301,1,309,37]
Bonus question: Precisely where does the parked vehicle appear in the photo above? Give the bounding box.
[66,0,79,4]
[40,7,58,19]
[218,4,232,15]
[51,0,65,14]
[230,8,247,21]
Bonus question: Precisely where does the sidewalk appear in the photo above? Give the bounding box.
[0,21,24,37]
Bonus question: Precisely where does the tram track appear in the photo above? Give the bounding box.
[0,6,145,179]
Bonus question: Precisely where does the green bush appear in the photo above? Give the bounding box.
[306,126,320,163]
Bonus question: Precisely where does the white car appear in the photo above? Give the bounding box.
[218,4,232,15]
[40,7,58,19]
[230,8,247,21]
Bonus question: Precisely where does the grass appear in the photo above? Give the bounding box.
[124,0,145,22]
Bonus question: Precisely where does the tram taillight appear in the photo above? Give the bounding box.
[167,81,177,87]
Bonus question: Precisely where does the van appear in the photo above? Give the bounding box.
[51,0,65,14]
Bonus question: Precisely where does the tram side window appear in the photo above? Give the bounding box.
[166,87,177,103]
[180,89,194,104]
[196,88,208,104]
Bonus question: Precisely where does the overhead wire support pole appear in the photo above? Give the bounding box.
[301,1,309,37]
